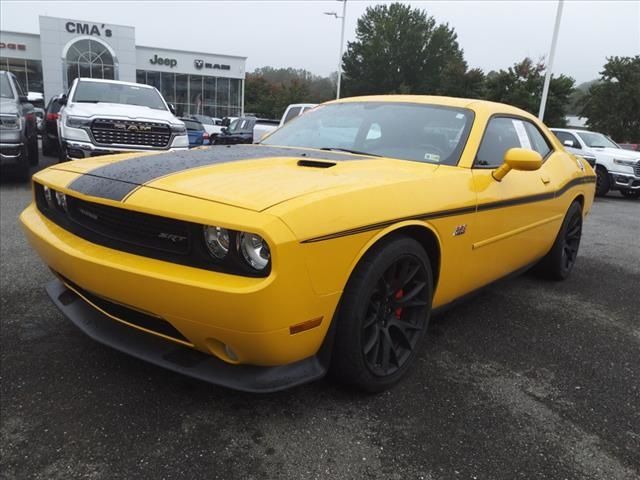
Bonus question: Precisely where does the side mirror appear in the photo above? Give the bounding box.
[222,127,229,134]
[18,95,29,103]
[168,103,176,115]
[59,95,67,106]
[492,148,543,182]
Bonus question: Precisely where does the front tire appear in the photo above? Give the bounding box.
[330,235,433,392]
[535,201,583,280]
[595,166,610,197]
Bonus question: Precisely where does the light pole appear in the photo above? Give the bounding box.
[538,0,564,121]
[324,0,347,99]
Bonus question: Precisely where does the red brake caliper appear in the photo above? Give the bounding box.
[394,289,404,318]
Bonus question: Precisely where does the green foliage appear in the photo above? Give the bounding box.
[581,56,640,141]
[244,67,335,118]
[484,58,575,127]
[341,3,482,97]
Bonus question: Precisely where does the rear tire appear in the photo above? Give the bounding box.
[28,135,39,166]
[330,235,433,392]
[595,166,610,197]
[535,201,583,280]
[16,145,31,181]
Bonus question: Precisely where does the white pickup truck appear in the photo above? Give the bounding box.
[58,78,188,160]
[551,128,640,199]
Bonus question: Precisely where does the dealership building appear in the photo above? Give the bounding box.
[0,16,246,117]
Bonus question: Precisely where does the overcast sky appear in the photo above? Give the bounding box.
[2,1,639,84]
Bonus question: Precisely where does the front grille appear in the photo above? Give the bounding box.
[91,119,171,148]
[60,274,190,344]
[635,161,640,177]
[33,183,269,277]
[67,197,191,255]
[34,183,199,264]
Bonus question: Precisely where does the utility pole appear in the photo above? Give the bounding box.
[325,0,347,99]
[538,0,564,121]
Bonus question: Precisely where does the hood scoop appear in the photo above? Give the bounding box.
[297,159,336,168]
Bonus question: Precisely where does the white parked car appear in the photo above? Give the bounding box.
[279,103,317,128]
[58,78,188,160]
[551,128,640,198]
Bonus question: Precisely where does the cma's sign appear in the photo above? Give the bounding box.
[149,54,177,68]
[194,59,231,71]
[0,42,26,51]
[65,22,112,37]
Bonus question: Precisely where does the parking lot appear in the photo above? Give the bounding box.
[1,151,639,480]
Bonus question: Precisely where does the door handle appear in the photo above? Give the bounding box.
[541,175,551,185]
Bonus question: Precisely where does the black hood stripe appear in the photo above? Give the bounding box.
[68,145,367,201]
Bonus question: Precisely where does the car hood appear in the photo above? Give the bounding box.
[0,98,18,115]
[51,145,437,212]
[64,102,182,125]
[591,147,640,160]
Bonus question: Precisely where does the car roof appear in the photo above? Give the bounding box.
[330,94,540,119]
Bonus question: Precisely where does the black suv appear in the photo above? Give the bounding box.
[0,71,39,180]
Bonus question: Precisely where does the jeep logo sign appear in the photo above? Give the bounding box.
[65,22,112,37]
[149,54,177,68]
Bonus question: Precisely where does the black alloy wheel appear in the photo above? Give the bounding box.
[535,201,583,280]
[362,256,428,376]
[330,235,433,392]
[561,209,582,274]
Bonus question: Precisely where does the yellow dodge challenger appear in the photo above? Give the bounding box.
[20,96,596,392]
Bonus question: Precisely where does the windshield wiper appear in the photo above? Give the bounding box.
[319,147,381,157]
[76,100,100,103]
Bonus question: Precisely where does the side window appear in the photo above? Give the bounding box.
[524,122,552,157]
[475,117,524,167]
[554,131,581,149]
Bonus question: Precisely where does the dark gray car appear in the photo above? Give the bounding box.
[1,70,39,180]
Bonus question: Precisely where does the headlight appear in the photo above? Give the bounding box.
[237,232,271,271]
[170,124,187,134]
[613,158,637,167]
[203,226,230,259]
[55,191,68,212]
[65,116,91,128]
[0,114,21,130]
[43,185,55,208]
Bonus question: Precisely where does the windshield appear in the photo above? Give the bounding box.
[261,102,474,165]
[0,74,14,99]
[181,119,203,130]
[577,131,619,149]
[229,118,254,133]
[73,81,167,110]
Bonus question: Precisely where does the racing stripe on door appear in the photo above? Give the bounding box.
[68,145,367,201]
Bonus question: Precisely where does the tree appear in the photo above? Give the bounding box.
[581,56,640,141]
[341,3,480,97]
[484,58,575,127]
[244,67,334,119]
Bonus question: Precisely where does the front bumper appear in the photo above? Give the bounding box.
[63,139,188,159]
[0,142,25,167]
[610,171,640,190]
[20,202,340,370]
[46,278,328,392]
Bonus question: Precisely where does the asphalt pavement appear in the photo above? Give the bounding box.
[1,152,639,480]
